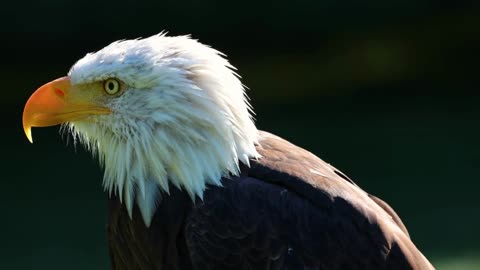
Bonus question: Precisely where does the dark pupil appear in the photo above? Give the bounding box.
[108,82,115,90]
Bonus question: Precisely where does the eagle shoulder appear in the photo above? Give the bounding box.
[107,130,434,270]
[185,131,434,269]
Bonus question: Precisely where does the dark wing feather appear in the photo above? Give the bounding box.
[107,130,433,269]
[185,131,434,270]
[107,186,194,270]
[368,194,410,238]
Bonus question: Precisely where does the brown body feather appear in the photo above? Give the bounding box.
[107,131,434,270]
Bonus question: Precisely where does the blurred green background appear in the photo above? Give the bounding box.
[1,0,479,269]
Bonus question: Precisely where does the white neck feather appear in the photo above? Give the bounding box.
[66,35,260,226]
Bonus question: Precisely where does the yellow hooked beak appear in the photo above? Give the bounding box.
[23,76,111,143]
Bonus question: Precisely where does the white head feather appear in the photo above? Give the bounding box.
[66,33,259,226]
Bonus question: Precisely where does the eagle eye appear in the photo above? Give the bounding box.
[103,79,120,95]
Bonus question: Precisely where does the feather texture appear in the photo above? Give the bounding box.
[66,34,259,224]
[107,132,435,270]
[55,33,434,269]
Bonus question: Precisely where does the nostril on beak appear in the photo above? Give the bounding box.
[54,88,65,97]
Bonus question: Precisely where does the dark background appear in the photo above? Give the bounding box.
[1,1,479,269]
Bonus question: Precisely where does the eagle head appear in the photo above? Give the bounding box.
[23,33,259,225]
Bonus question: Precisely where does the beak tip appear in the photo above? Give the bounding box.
[24,125,33,143]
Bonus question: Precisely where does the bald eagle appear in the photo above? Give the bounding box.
[23,33,434,270]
